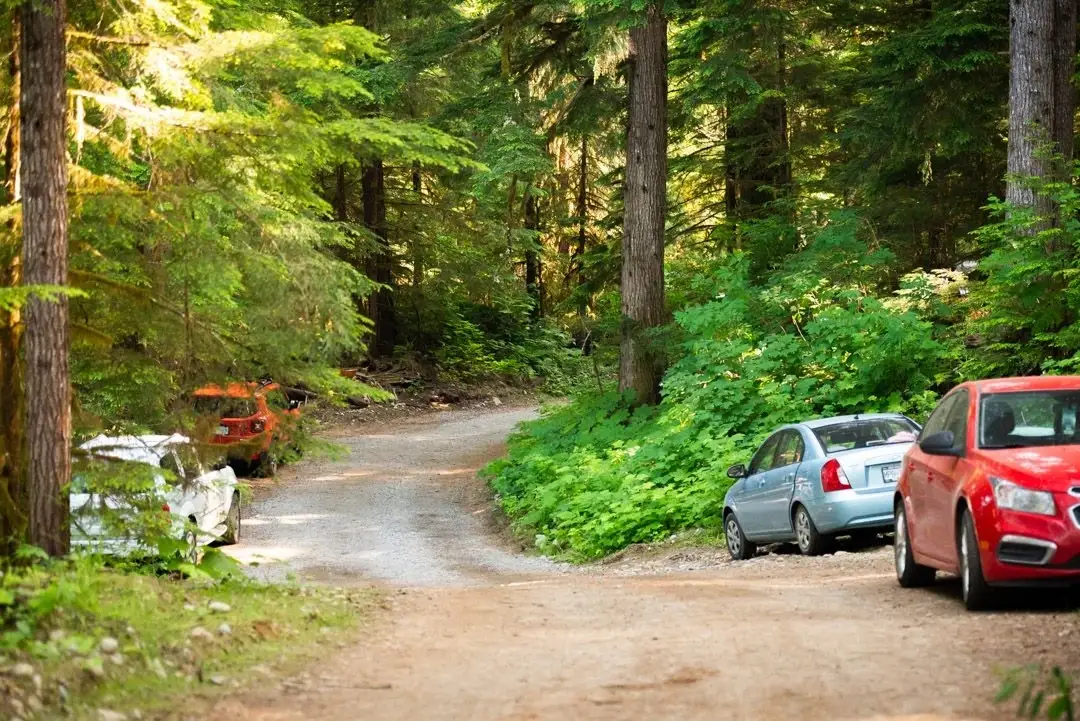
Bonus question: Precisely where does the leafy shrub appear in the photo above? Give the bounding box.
[964,172,1080,378]
[486,224,953,560]
[998,666,1075,721]
[486,392,740,559]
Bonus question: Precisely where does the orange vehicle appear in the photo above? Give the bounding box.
[192,381,303,476]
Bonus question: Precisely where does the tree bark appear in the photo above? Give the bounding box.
[571,134,588,292]
[411,161,423,290]
[0,11,26,553]
[619,3,667,406]
[21,0,70,556]
[524,189,541,319]
[333,164,348,222]
[362,161,395,357]
[1052,0,1077,171]
[1006,0,1056,218]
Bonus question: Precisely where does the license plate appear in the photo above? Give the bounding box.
[216,425,229,437]
[881,463,901,484]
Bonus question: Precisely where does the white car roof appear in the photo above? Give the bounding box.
[79,434,191,466]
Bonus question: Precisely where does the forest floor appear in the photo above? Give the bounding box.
[208,405,1080,721]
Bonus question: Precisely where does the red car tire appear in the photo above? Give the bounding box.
[959,509,996,611]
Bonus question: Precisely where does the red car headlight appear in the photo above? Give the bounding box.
[990,477,1057,516]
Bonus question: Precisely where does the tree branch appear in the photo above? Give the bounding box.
[67,30,153,48]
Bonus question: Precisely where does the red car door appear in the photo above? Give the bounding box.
[906,394,958,554]
[923,389,971,565]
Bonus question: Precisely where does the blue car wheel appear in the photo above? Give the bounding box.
[725,512,757,561]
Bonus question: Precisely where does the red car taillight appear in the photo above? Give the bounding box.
[251,420,266,433]
[821,459,852,493]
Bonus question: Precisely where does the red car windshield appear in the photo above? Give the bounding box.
[980,391,1080,449]
[814,418,919,454]
[193,396,257,419]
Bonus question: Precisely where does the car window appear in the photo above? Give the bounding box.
[980,389,1080,449]
[266,389,290,412]
[70,472,90,494]
[813,418,919,453]
[920,395,957,439]
[943,390,970,448]
[193,395,257,419]
[772,430,805,468]
[749,434,782,475]
[160,447,204,483]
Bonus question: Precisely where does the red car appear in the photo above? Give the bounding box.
[192,382,302,476]
[894,376,1080,609]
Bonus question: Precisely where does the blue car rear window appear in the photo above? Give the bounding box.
[813,419,918,454]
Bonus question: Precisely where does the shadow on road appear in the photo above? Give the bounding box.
[922,576,1080,613]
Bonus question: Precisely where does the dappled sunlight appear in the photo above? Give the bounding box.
[434,467,481,476]
[224,545,305,565]
[310,470,376,481]
[274,513,329,525]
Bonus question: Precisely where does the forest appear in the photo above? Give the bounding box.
[0,0,1077,563]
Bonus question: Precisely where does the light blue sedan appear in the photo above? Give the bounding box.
[722,413,920,559]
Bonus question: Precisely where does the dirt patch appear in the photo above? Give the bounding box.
[209,407,1079,721]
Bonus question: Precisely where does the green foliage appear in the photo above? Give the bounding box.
[0,555,376,720]
[998,667,1076,721]
[487,222,953,559]
[0,285,86,312]
[963,171,1080,378]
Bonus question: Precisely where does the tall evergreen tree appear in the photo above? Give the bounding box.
[619,3,667,405]
[1006,0,1076,222]
[21,0,70,556]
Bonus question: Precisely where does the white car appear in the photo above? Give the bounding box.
[72,434,241,554]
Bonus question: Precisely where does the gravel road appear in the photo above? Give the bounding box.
[227,406,561,586]
[214,406,1080,721]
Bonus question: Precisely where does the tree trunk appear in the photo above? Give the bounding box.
[724,28,792,245]
[362,161,395,357]
[21,0,70,556]
[619,3,667,406]
[411,161,423,290]
[0,12,26,553]
[1052,0,1077,172]
[333,164,348,222]
[1006,0,1056,218]
[524,189,541,319]
[571,135,588,292]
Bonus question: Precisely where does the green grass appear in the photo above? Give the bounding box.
[1,561,380,720]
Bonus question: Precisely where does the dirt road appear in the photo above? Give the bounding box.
[216,407,1079,721]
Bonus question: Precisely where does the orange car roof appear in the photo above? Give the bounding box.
[193,382,279,398]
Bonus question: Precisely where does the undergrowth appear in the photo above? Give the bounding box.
[0,556,378,720]
[485,220,955,560]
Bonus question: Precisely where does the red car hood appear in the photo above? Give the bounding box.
[976,446,1080,491]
